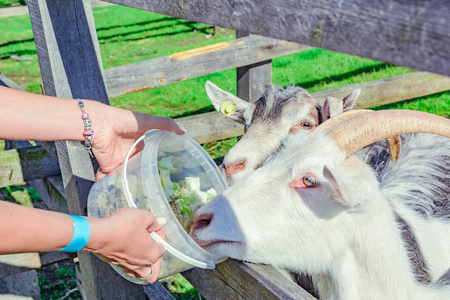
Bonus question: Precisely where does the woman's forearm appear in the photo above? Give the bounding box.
[1,201,77,253]
[0,201,106,254]
[0,85,111,142]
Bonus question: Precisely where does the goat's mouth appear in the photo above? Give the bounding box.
[194,238,242,252]
[195,238,234,247]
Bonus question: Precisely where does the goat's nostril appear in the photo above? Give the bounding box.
[223,159,246,176]
[193,213,213,230]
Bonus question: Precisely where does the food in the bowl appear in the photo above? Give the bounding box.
[159,156,217,232]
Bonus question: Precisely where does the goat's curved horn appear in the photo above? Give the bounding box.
[324,110,450,158]
[312,109,402,161]
[312,109,373,134]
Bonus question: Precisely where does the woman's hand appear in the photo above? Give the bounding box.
[91,105,186,180]
[86,207,166,283]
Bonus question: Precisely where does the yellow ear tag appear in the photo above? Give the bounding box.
[220,102,235,115]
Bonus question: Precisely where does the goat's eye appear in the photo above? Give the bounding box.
[290,121,314,133]
[300,122,313,129]
[303,175,319,188]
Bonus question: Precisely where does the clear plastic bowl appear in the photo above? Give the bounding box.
[87,130,228,283]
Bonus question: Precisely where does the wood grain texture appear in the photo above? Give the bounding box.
[0,149,24,188]
[176,111,244,144]
[103,0,450,76]
[104,35,308,97]
[4,141,68,213]
[182,259,317,300]
[0,73,25,90]
[236,32,273,102]
[0,252,76,278]
[17,146,61,182]
[311,72,450,108]
[28,176,68,213]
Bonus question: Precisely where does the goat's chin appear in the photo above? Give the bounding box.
[199,240,245,260]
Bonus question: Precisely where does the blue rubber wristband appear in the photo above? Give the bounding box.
[59,215,91,252]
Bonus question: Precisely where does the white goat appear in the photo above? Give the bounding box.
[206,81,360,185]
[191,110,450,300]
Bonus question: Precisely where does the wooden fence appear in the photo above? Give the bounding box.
[1,0,449,299]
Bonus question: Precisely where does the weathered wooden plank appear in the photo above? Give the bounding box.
[0,253,41,270]
[182,259,316,300]
[28,176,68,213]
[104,35,309,97]
[143,283,176,300]
[19,146,61,182]
[39,251,76,267]
[4,141,68,213]
[0,252,76,278]
[103,0,450,77]
[26,0,148,298]
[176,72,450,144]
[0,146,60,188]
[311,72,450,109]
[0,73,24,90]
[236,32,272,102]
[176,111,244,145]
[0,149,24,188]
[238,262,317,300]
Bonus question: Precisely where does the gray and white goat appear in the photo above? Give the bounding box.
[205,81,360,185]
[191,110,450,300]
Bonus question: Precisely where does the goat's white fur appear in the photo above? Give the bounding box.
[191,132,450,299]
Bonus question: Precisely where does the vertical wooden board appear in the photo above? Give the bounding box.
[28,176,68,214]
[28,0,109,101]
[77,252,146,300]
[26,0,147,298]
[18,146,61,182]
[236,32,272,102]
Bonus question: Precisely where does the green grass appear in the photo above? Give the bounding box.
[0,0,25,8]
[161,274,205,300]
[0,3,449,299]
[38,263,82,300]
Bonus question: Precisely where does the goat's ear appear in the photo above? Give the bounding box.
[322,165,367,208]
[205,81,250,124]
[321,97,335,121]
[342,89,361,112]
[321,89,361,121]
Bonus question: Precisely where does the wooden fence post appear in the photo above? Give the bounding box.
[236,32,272,102]
[26,0,147,298]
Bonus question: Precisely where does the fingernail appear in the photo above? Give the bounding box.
[156,217,167,226]
[178,125,187,133]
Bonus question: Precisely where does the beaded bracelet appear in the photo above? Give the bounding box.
[77,99,94,156]
[59,215,91,252]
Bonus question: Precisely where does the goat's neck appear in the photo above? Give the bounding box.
[315,199,418,300]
